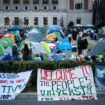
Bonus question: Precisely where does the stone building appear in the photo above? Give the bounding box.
[93,0,105,27]
[0,0,93,27]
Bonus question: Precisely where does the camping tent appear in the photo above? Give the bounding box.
[0,44,6,55]
[27,28,44,42]
[40,41,51,53]
[46,33,57,42]
[57,38,72,50]
[0,40,8,49]
[2,38,14,48]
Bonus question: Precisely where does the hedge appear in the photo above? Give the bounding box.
[0,60,105,92]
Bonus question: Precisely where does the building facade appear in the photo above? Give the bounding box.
[0,0,93,27]
[93,0,105,27]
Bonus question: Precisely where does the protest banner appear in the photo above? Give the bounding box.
[0,70,32,100]
[95,66,105,91]
[37,65,97,101]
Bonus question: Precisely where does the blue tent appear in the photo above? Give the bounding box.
[47,25,65,38]
[27,28,44,42]
[57,38,72,50]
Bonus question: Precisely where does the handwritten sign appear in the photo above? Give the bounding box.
[37,65,97,101]
[0,71,32,100]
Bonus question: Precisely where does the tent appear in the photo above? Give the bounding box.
[2,38,14,48]
[54,31,64,39]
[40,41,51,53]
[0,40,8,49]
[31,42,48,54]
[46,33,57,41]
[47,25,63,33]
[0,44,6,55]
[27,28,44,42]
[57,38,72,50]
[8,26,24,32]
[36,27,47,35]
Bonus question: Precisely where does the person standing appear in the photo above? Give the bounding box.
[22,44,32,61]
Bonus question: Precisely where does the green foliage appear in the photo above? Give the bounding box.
[0,61,105,92]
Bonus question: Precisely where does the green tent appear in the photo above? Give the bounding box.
[54,32,63,40]
[0,44,6,55]
[0,40,8,49]
[2,38,14,48]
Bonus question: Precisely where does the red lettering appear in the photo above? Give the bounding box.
[56,70,62,80]
[81,66,90,77]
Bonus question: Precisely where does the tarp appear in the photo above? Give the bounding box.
[57,38,72,50]
[28,28,44,42]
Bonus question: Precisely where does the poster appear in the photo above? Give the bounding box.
[95,66,105,91]
[0,70,32,100]
[37,65,97,101]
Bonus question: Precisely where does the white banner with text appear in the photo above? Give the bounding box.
[0,70,32,100]
[37,65,97,101]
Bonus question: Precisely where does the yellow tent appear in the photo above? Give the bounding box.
[40,41,51,53]
[46,33,56,41]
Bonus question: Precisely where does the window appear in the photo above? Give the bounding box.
[3,0,10,4]
[33,0,39,4]
[75,3,83,9]
[44,6,47,10]
[34,6,37,10]
[34,17,38,25]
[14,17,19,25]
[24,17,29,25]
[43,0,49,4]
[52,0,58,4]
[5,6,9,10]
[23,0,29,4]
[53,6,56,10]
[25,6,28,10]
[15,6,18,10]
[4,17,10,25]
[13,0,20,4]
[76,17,81,24]
[53,17,57,25]
[43,17,48,25]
